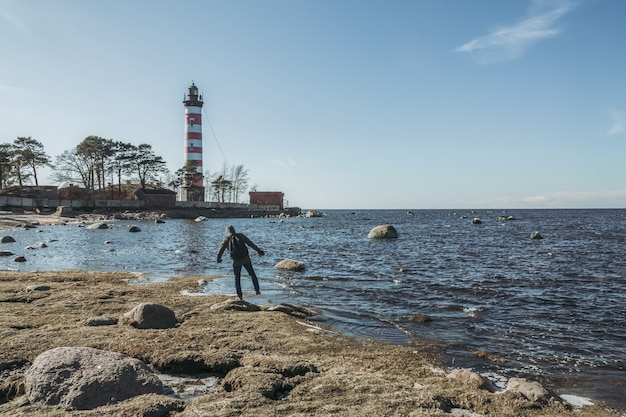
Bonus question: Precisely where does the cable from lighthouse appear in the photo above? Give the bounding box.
[203,107,229,164]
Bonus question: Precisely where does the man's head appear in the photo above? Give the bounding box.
[225,225,236,237]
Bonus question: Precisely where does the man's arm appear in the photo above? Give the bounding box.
[217,238,229,262]
[240,234,264,255]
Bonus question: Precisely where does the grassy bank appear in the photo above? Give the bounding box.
[0,271,620,416]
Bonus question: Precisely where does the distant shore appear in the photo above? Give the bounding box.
[0,205,301,231]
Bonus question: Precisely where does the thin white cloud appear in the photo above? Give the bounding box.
[271,157,298,169]
[517,189,626,208]
[455,0,577,64]
[0,9,29,34]
[607,110,625,136]
[521,195,549,204]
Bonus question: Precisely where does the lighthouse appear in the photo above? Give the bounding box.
[181,82,205,201]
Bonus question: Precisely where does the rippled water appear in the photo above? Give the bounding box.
[3,209,625,408]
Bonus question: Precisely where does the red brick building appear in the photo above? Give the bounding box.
[135,188,177,208]
[249,191,284,210]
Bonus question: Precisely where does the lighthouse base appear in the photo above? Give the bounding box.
[181,186,205,202]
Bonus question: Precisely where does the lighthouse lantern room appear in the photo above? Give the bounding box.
[181,82,205,201]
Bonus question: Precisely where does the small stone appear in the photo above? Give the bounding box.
[84,316,117,326]
[210,299,261,312]
[86,222,109,230]
[26,285,51,292]
[408,314,432,323]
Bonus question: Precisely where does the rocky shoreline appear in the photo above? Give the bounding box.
[0,207,300,231]
[0,270,622,416]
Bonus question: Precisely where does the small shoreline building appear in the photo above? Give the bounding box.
[249,191,284,211]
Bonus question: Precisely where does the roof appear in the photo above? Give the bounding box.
[135,188,176,196]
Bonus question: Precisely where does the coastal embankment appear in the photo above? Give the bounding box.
[0,206,300,231]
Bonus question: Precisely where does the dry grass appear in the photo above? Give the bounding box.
[0,271,620,417]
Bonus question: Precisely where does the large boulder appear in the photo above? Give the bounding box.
[275,259,305,271]
[447,368,496,392]
[505,377,553,403]
[120,303,177,329]
[367,224,398,239]
[24,346,162,410]
[1,236,15,243]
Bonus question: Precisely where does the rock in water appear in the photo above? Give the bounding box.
[25,346,162,410]
[367,224,398,239]
[530,231,544,240]
[86,222,109,230]
[305,210,323,218]
[275,259,306,271]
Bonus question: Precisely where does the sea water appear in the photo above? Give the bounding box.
[2,209,625,408]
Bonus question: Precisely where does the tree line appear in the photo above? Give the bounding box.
[0,136,251,204]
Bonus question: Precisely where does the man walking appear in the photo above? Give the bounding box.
[217,225,265,300]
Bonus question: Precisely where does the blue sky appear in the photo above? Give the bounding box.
[1,0,625,209]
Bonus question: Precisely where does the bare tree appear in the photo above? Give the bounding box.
[52,148,95,190]
[230,164,249,204]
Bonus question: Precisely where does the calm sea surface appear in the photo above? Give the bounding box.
[2,209,625,408]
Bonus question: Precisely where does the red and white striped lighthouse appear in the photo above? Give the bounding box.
[182,82,205,201]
